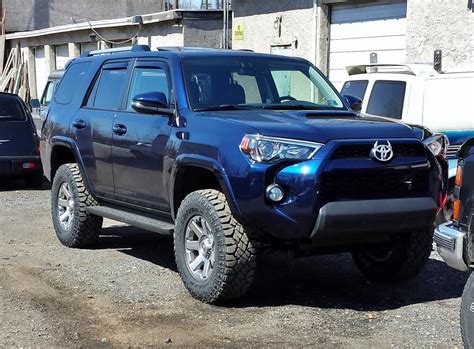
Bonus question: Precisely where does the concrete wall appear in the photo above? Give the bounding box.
[3,0,167,32]
[406,0,473,69]
[232,1,315,62]
[231,0,330,72]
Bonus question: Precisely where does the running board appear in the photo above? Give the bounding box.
[86,206,174,235]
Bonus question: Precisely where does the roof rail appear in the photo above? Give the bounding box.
[81,44,150,57]
[346,64,437,77]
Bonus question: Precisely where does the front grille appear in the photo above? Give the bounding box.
[319,170,429,201]
[447,145,460,159]
[434,232,455,252]
[331,143,425,160]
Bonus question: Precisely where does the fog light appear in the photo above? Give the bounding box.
[266,184,284,202]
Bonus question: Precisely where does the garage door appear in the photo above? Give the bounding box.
[329,1,407,89]
[80,42,98,54]
[34,47,47,98]
[55,45,69,70]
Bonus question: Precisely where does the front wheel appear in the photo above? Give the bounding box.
[174,189,257,304]
[461,272,474,349]
[352,228,433,282]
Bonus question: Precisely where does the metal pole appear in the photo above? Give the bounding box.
[222,0,229,49]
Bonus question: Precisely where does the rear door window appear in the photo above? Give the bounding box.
[86,61,129,110]
[55,62,92,105]
[0,95,26,122]
[340,80,368,101]
[366,80,406,119]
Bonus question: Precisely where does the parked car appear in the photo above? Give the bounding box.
[30,70,64,134]
[434,139,474,348]
[340,63,474,223]
[0,92,43,186]
[41,45,448,304]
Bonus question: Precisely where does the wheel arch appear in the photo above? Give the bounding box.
[50,137,96,197]
[170,155,241,221]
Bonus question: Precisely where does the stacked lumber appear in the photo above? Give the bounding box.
[0,45,30,101]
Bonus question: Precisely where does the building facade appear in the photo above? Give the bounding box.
[232,0,474,88]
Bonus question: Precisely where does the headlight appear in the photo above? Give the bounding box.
[423,133,449,158]
[240,135,323,163]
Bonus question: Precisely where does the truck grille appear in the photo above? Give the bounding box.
[331,143,425,160]
[319,170,429,201]
[447,145,460,159]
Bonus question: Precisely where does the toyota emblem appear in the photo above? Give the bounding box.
[370,141,394,162]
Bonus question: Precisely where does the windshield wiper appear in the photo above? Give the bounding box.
[194,104,258,112]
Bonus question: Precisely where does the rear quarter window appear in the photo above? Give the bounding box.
[54,62,92,105]
[0,95,26,122]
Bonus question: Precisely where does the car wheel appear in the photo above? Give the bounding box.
[51,163,103,248]
[352,228,433,282]
[174,189,257,304]
[461,272,474,349]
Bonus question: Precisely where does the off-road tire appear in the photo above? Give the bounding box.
[51,163,102,248]
[174,189,257,304]
[352,228,434,282]
[461,272,474,349]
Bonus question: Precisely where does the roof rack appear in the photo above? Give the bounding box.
[81,44,150,57]
[346,64,437,77]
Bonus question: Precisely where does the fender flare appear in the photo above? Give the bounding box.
[169,154,241,221]
[50,136,97,197]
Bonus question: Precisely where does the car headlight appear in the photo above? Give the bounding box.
[240,135,323,163]
[423,133,449,158]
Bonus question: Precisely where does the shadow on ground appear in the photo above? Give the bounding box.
[0,177,50,192]
[95,224,470,311]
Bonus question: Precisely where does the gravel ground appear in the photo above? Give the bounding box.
[0,179,470,347]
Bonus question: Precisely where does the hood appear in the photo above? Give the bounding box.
[204,109,419,143]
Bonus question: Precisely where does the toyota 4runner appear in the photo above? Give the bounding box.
[41,45,448,303]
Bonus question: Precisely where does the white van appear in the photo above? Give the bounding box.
[340,64,474,222]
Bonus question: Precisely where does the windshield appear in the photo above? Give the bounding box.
[182,56,345,111]
[0,95,26,122]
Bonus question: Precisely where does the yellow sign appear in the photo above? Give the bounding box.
[234,24,244,40]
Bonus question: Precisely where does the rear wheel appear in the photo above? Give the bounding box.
[174,189,257,304]
[51,163,102,248]
[461,272,474,349]
[352,228,433,282]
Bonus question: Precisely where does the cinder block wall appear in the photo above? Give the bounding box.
[406,0,473,69]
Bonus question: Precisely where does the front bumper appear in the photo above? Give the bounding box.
[312,197,437,244]
[434,222,469,271]
[0,156,42,177]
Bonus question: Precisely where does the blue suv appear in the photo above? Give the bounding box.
[40,45,448,303]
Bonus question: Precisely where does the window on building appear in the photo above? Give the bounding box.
[127,67,170,110]
[55,62,91,105]
[367,80,406,119]
[340,80,368,101]
[86,65,129,110]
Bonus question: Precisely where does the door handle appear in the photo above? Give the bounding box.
[72,119,86,129]
[113,124,127,136]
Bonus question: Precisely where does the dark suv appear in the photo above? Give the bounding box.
[41,45,448,303]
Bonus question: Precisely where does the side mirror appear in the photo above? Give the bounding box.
[30,98,41,109]
[131,92,173,115]
[343,94,363,113]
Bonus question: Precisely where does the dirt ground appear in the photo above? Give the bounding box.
[0,179,470,347]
